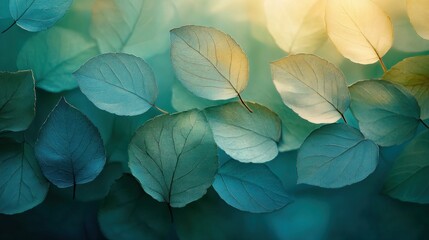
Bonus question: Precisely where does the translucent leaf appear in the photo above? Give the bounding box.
[98,175,170,240]
[0,70,35,132]
[16,27,98,92]
[128,110,218,207]
[213,159,291,213]
[35,98,106,192]
[349,80,420,146]
[170,25,249,101]
[407,0,429,40]
[264,0,327,53]
[383,56,429,119]
[297,123,379,188]
[73,53,158,116]
[384,131,429,204]
[0,142,49,214]
[204,102,281,163]
[271,54,350,124]
[8,0,72,32]
[325,0,393,64]
[90,0,176,58]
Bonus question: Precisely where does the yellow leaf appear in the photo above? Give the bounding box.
[407,0,429,40]
[326,0,393,64]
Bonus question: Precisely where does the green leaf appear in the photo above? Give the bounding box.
[16,27,98,92]
[271,54,350,124]
[128,110,218,207]
[213,159,291,213]
[0,142,49,214]
[98,175,171,240]
[349,80,420,146]
[384,131,429,204]
[90,0,175,58]
[9,0,73,32]
[297,123,379,188]
[170,25,249,101]
[34,98,106,193]
[383,55,429,119]
[0,70,35,132]
[204,102,281,163]
[73,53,158,116]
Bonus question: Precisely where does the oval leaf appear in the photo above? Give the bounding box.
[98,175,170,240]
[264,0,327,53]
[297,123,379,188]
[35,98,106,190]
[0,142,49,214]
[9,0,72,32]
[128,110,218,207]
[0,70,35,132]
[204,102,281,163]
[170,25,249,100]
[90,0,175,58]
[213,159,292,213]
[16,27,98,92]
[383,55,429,120]
[384,131,429,204]
[271,54,350,124]
[326,0,393,64]
[73,53,158,116]
[349,80,420,146]
[407,0,429,40]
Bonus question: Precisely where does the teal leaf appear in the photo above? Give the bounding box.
[349,80,420,146]
[34,98,106,192]
[0,70,35,132]
[213,159,291,213]
[170,25,249,101]
[384,131,429,204]
[90,0,175,58]
[271,54,350,124]
[204,102,281,163]
[98,175,171,240]
[128,110,218,207]
[0,142,49,214]
[73,53,158,116]
[16,27,98,92]
[383,55,429,119]
[297,123,379,188]
[9,0,72,32]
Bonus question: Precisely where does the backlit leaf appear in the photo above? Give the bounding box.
[128,110,218,207]
[297,123,379,188]
[271,54,350,124]
[407,0,429,40]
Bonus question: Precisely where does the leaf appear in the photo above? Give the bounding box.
[271,54,350,124]
[383,56,429,120]
[325,0,393,64]
[0,142,49,214]
[16,27,98,92]
[73,53,158,116]
[34,98,106,193]
[213,159,291,213]
[297,123,379,188]
[128,109,218,207]
[407,0,429,40]
[0,70,35,132]
[90,0,175,58]
[170,25,249,101]
[204,102,281,163]
[8,0,73,32]
[349,80,420,146]
[264,0,327,53]
[98,175,171,240]
[384,131,429,204]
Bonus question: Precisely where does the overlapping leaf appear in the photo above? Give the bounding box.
[407,0,429,40]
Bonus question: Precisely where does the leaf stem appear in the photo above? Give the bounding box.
[72,172,76,200]
[237,93,253,113]
[340,112,348,124]
[1,20,16,34]
[167,203,174,223]
[378,56,387,73]
[153,104,169,115]
[420,119,429,129]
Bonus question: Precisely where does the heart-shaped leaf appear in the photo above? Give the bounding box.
[407,0,429,40]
